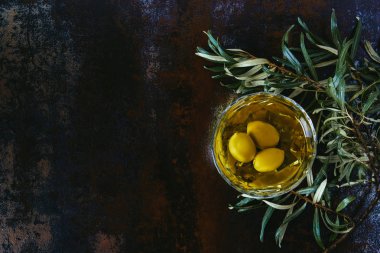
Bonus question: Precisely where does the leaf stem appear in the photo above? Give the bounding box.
[290,190,353,223]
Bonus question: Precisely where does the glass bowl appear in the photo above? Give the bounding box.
[211,92,317,199]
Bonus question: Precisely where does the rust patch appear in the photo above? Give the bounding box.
[37,159,50,179]
[92,232,123,253]
[0,216,52,252]
[0,142,15,190]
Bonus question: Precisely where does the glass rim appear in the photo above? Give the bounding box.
[211,92,318,199]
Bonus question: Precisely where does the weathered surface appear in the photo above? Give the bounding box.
[0,0,379,252]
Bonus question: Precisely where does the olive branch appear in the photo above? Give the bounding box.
[196,10,380,252]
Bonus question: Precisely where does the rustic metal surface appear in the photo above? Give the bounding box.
[0,0,379,252]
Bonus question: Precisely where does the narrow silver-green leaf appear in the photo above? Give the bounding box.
[362,88,379,113]
[233,196,257,207]
[314,59,337,68]
[289,88,304,98]
[313,179,328,203]
[350,80,380,102]
[282,25,303,74]
[260,206,274,242]
[275,207,294,247]
[241,193,255,199]
[364,40,380,63]
[282,202,307,224]
[195,53,229,63]
[203,31,237,62]
[350,17,362,59]
[207,38,219,55]
[297,17,331,46]
[316,44,338,55]
[331,9,342,48]
[245,80,266,87]
[297,186,317,195]
[313,209,325,249]
[329,216,339,242]
[313,107,341,113]
[336,196,356,212]
[235,65,262,78]
[263,200,297,210]
[323,116,347,125]
[321,211,354,234]
[203,65,225,72]
[300,32,318,80]
[230,58,269,68]
[196,46,212,55]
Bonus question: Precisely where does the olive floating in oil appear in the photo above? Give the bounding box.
[247,121,280,149]
[254,148,285,172]
[228,132,256,163]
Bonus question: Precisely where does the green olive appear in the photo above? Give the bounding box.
[228,132,256,163]
[253,148,284,172]
[247,121,280,149]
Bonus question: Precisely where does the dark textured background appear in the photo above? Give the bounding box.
[0,0,379,252]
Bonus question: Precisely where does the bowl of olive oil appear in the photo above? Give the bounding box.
[212,92,317,199]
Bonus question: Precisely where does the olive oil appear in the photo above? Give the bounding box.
[213,93,316,197]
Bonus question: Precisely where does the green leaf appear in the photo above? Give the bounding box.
[364,40,380,63]
[282,202,307,224]
[235,65,262,78]
[312,53,335,63]
[329,216,339,242]
[207,38,219,55]
[250,71,271,80]
[362,87,379,113]
[300,32,318,80]
[229,196,265,212]
[331,9,342,48]
[282,25,303,74]
[316,44,338,55]
[337,39,352,70]
[244,80,266,87]
[275,207,294,247]
[314,159,329,185]
[314,59,337,68]
[230,58,269,68]
[195,52,229,63]
[211,73,229,79]
[350,17,362,59]
[336,195,356,212]
[196,46,212,55]
[233,196,257,207]
[313,179,328,203]
[288,87,304,98]
[323,211,350,229]
[321,210,354,234]
[323,116,348,125]
[313,208,325,249]
[297,186,317,195]
[204,31,237,62]
[349,80,380,102]
[263,200,297,210]
[297,17,331,46]
[260,206,274,242]
[220,81,241,89]
[270,81,306,89]
[203,65,225,72]
[313,107,341,113]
